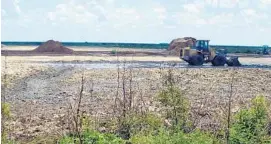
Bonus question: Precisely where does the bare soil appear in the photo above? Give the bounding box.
[33,40,73,54]
[2,56,271,142]
[1,46,166,56]
[2,46,271,58]
[1,46,271,142]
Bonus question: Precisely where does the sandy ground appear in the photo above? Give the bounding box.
[2,55,179,63]
[2,55,271,66]
[2,46,271,65]
[1,46,271,142]
[1,46,164,52]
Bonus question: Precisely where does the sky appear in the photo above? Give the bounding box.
[1,0,271,45]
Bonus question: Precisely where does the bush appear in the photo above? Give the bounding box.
[115,112,163,140]
[120,112,163,136]
[1,103,14,144]
[230,96,271,144]
[2,103,11,118]
[58,129,125,144]
[130,128,220,144]
[157,85,190,129]
[111,49,117,55]
[245,49,252,54]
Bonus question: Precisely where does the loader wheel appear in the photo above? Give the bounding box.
[212,55,226,66]
[188,55,204,66]
[226,57,241,66]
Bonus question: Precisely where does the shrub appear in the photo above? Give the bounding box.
[58,129,125,144]
[157,85,190,129]
[1,103,14,144]
[116,112,163,140]
[230,96,271,144]
[245,49,252,54]
[120,112,162,135]
[130,128,220,144]
[111,49,117,55]
[1,103,11,118]
[157,68,191,132]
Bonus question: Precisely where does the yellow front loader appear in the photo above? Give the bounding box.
[180,40,241,66]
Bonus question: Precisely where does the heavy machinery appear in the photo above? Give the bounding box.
[180,40,241,66]
[262,45,269,55]
[256,45,270,55]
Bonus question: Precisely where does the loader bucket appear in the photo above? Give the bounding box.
[226,57,241,66]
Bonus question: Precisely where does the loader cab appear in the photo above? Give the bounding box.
[195,40,210,52]
[216,49,227,55]
[263,45,269,55]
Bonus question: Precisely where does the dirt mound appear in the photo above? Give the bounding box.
[33,40,73,54]
[167,37,196,56]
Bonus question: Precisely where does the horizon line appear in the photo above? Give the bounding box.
[1,41,269,47]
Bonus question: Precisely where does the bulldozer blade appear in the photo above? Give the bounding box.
[226,57,241,66]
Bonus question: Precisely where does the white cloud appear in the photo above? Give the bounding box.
[110,8,141,28]
[242,9,269,19]
[196,19,207,25]
[258,0,271,9]
[205,0,252,9]
[13,0,21,15]
[172,1,207,26]
[205,0,219,7]
[1,9,7,16]
[174,12,204,25]
[43,0,270,31]
[153,5,166,13]
[105,0,114,4]
[47,12,56,21]
[261,0,271,5]
[208,13,234,25]
[152,4,167,23]
[183,2,204,13]
[175,12,234,26]
[238,8,269,30]
[236,1,250,9]
[219,0,239,8]
[2,0,22,17]
[86,0,109,21]
[2,0,271,45]
[242,9,257,17]
[47,1,98,24]
[164,25,176,29]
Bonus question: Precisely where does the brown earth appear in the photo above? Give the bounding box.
[2,45,271,59]
[167,37,197,56]
[33,40,73,54]
[1,45,167,57]
[2,57,271,142]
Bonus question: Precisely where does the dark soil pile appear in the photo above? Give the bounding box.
[167,37,196,56]
[33,40,73,54]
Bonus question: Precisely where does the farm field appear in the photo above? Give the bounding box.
[1,47,271,142]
